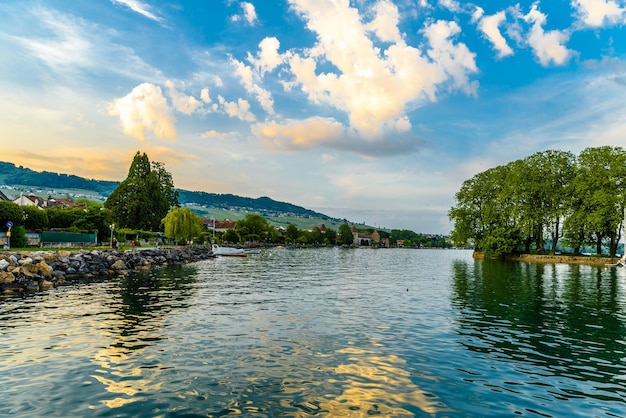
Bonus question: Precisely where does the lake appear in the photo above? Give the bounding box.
[1,247,626,417]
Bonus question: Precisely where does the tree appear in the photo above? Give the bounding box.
[0,201,25,230]
[23,206,49,230]
[104,152,179,231]
[572,146,626,256]
[285,224,299,244]
[223,229,240,244]
[162,207,204,242]
[235,214,271,242]
[338,223,353,245]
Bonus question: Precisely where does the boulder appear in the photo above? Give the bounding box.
[0,271,15,284]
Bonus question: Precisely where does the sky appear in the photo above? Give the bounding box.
[1,0,625,234]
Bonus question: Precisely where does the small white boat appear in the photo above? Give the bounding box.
[212,244,247,257]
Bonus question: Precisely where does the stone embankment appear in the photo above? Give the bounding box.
[0,247,215,294]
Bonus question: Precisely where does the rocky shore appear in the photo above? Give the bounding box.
[0,247,215,294]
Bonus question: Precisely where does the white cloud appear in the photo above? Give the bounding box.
[231,1,257,25]
[474,8,514,58]
[231,57,275,114]
[218,95,255,121]
[285,0,478,141]
[201,88,212,103]
[523,4,573,66]
[108,83,177,140]
[10,7,163,83]
[424,20,479,95]
[439,0,461,12]
[367,0,403,43]
[165,80,203,115]
[571,0,626,27]
[248,37,285,75]
[252,117,347,150]
[111,0,162,23]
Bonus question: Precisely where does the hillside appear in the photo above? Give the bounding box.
[0,161,342,229]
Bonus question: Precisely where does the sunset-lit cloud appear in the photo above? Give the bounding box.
[108,83,177,141]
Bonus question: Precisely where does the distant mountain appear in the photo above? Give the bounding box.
[0,161,118,194]
[0,161,333,221]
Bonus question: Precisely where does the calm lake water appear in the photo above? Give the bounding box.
[1,248,626,417]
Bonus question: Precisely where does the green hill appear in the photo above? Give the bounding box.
[0,161,348,230]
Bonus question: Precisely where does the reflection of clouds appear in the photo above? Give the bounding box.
[310,345,451,416]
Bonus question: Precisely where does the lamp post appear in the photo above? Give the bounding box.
[109,223,115,248]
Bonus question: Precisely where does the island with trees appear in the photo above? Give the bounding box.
[448,146,626,261]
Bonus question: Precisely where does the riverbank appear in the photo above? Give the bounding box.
[473,251,619,266]
[0,247,215,294]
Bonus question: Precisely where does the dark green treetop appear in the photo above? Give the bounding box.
[104,151,180,231]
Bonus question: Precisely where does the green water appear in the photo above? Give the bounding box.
[1,248,625,417]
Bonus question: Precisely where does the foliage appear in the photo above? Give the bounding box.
[235,214,272,242]
[223,229,240,244]
[0,201,25,230]
[104,152,179,231]
[7,224,28,248]
[162,207,205,242]
[338,223,353,245]
[449,147,626,257]
[285,224,299,243]
[23,206,49,230]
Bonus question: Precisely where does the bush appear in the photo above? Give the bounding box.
[8,225,28,248]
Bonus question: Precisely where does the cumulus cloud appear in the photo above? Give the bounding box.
[473,7,514,58]
[230,57,275,114]
[284,0,478,141]
[571,0,626,27]
[248,37,285,75]
[252,117,347,151]
[111,0,162,23]
[523,4,572,66]
[165,80,203,115]
[366,0,403,43]
[231,1,257,25]
[108,83,176,140]
[218,95,255,121]
[200,87,212,103]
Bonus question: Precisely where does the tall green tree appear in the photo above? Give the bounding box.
[0,201,24,230]
[285,224,299,243]
[104,152,179,231]
[235,213,272,242]
[23,205,49,230]
[162,207,204,242]
[338,223,353,245]
[571,146,626,256]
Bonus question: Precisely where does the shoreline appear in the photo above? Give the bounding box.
[0,246,215,294]
[473,251,620,266]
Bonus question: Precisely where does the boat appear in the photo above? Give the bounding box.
[212,244,247,257]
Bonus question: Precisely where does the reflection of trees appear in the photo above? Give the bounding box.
[451,259,626,400]
[93,264,199,409]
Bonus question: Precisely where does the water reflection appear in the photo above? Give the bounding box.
[92,265,199,410]
[451,259,626,408]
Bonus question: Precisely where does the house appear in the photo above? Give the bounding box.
[12,193,45,207]
[352,225,372,246]
[46,198,86,209]
[203,219,237,233]
[0,190,9,201]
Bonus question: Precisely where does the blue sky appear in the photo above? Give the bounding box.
[1,0,625,234]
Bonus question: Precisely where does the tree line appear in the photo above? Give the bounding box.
[1,151,451,249]
[448,146,626,257]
